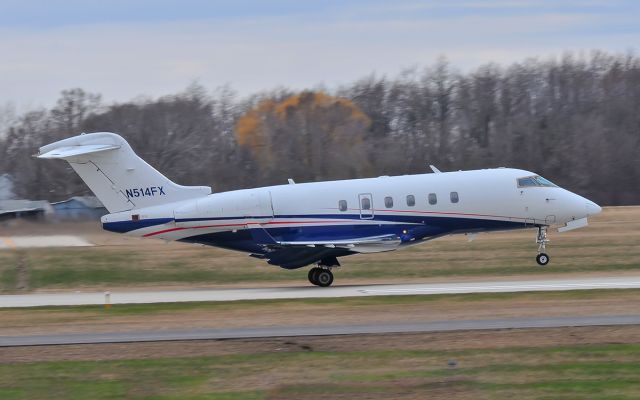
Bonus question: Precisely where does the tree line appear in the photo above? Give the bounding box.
[0,51,638,205]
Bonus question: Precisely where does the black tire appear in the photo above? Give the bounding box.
[308,268,318,285]
[536,253,550,266]
[308,267,323,285]
[316,269,334,287]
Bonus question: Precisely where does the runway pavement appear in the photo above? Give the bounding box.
[0,235,92,249]
[2,275,640,308]
[2,314,640,346]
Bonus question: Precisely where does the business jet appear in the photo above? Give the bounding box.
[38,132,601,287]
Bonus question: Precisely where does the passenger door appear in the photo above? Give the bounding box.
[359,193,374,219]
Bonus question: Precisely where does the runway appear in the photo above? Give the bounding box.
[2,314,639,347]
[2,275,640,308]
[0,235,93,249]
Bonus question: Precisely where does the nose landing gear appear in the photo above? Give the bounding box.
[536,253,550,265]
[308,267,334,287]
[536,226,550,266]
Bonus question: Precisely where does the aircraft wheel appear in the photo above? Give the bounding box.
[308,268,320,285]
[536,253,550,266]
[316,269,334,287]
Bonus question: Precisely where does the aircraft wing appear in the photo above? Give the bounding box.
[248,224,401,269]
[276,235,401,252]
[248,223,401,252]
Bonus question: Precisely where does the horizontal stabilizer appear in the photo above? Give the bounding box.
[38,144,120,159]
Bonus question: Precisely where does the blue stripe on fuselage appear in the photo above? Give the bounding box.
[265,217,524,243]
[102,213,529,238]
[102,218,174,233]
[181,216,527,253]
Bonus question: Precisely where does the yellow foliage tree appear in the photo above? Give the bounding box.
[235,91,372,181]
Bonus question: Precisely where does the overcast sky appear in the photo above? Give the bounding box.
[1,0,639,107]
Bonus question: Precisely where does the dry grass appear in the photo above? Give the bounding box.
[3,325,640,363]
[0,206,638,292]
[0,208,639,399]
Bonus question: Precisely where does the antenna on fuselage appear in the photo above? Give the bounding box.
[429,165,442,173]
[287,178,295,184]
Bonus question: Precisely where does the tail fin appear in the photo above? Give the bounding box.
[38,132,211,213]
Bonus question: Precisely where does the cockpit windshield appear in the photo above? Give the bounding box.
[517,175,558,188]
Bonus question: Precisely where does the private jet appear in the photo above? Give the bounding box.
[38,132,601,286]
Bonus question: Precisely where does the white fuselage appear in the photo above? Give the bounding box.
[101,168,600,265]
[39,132,601,277]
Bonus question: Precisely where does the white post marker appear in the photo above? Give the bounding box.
[105,291,111,309]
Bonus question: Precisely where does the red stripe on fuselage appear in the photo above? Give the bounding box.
[320,207,525,221]
[142,227,186,237]
[142,219,356,237]
[141,210,522,238]
[374,209,520,220]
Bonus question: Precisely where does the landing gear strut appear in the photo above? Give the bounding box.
[308,267,334,287]
[536,226,550,266]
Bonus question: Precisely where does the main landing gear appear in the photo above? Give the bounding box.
[536,226,550,266]
[308,267,334,287]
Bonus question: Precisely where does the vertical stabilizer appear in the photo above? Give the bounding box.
[38,132,211,212]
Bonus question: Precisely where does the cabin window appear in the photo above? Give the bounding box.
[428,193,437,205]
[361,197,371,210]
[338,200,347,212]
[450,191,459,203]
[384,196,393,208]
[406,195,415,207]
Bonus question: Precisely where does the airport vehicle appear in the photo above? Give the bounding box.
[38,132,601,286]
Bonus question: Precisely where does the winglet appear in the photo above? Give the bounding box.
[429,165,442,173]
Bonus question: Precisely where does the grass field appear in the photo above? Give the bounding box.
[2,339,640,399]
[1,206,638,292]
[1,208,639,399]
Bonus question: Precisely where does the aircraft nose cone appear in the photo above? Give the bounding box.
[586,201,602,216]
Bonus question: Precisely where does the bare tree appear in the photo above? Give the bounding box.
[0,51,638,205]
